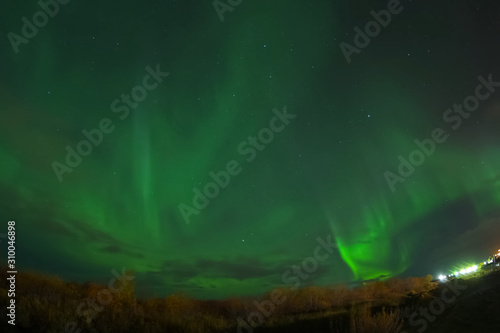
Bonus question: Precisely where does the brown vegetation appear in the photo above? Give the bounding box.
[5,265,487,333]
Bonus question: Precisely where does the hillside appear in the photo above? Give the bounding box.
[1,266,499,332]
[420,269,500,333]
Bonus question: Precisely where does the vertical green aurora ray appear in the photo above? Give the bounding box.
[132,110,157,239]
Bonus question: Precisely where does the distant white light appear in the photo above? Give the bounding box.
[438,275,446,281]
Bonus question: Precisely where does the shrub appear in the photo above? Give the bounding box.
[351,305,403,333]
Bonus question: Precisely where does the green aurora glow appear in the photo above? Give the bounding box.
[1,0,500,299]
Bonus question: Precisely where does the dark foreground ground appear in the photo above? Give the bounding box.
[247,269,500,333]
[422,269,500,333]
[1,268,499,333]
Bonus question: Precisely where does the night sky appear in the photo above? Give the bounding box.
[1,0,500,300]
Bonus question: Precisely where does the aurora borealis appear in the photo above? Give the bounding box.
[1,0,500,300]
